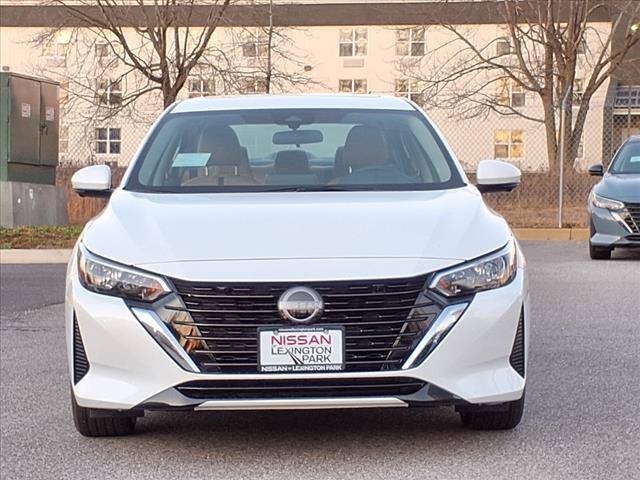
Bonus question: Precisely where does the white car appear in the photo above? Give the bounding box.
[67,95,529,436]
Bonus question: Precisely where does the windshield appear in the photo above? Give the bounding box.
[610,140,640,174]
[125,108,465,192]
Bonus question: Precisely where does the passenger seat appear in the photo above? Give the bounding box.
[182,125,256,186]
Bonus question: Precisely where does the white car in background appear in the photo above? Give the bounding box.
[67,95,529,436]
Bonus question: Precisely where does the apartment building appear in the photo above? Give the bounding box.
[0,1,637,172]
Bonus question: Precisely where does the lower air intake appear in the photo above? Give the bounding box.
[509,310,525,377]
[176,377,426,400]
[73,316,89,384]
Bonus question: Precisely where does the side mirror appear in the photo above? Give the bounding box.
[588,164,604,177]
[476,160,521,193]
[71,165,112,197]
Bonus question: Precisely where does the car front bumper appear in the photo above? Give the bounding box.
[66,257,528,412]
[589,205,640,248]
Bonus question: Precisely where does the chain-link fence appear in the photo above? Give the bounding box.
[57,93,639,227]
[423,99,606,229]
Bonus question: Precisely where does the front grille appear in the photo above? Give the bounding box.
[509,310,525,377]
[73,316,89,384]
[168,275,441,373]
[623,203,640,233]
[176,377,426,399]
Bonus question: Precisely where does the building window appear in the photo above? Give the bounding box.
[573,78,584,105]
[95,42,118,67]
[339,79,367,93]
[395,79,423,105]
[95,43,109,59]
[239,77,268,94]
[59,126,69,154]
[188,77,214,98]
[96,79,123,107]
[43,30,71,66]
[44,41,67,58]
[496,38,512,56]
[494,130,525,160]
[95,127,121,155]
[496,79,526,107]
[339,28,368,57]
[242,30,269,58]
[496,27,513,57]
[396,27,425,57]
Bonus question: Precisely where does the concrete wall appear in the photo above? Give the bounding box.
[0,181,68,227]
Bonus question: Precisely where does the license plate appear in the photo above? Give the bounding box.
[258,327,345,373]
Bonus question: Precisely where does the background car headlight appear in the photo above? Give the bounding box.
[430,239,517,297]
[78,244,170,302]
[590,192,624,211]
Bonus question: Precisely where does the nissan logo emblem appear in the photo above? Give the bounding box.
[278,287,324,323]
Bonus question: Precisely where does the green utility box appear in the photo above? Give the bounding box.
[0,71,60,185]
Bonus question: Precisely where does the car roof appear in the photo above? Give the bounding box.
[171,94,416,114]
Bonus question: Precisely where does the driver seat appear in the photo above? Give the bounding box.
[342,125,389,171]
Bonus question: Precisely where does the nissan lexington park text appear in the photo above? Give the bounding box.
[67,95,529,436]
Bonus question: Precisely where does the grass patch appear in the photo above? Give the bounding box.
[0,225,84,249]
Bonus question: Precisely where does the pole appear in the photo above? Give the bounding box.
[266,0,273,94]
[628,85,632,137]
[558,90,571,229]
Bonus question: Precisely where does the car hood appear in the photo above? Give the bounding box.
[83,188,511,280]
[595,173,640,203]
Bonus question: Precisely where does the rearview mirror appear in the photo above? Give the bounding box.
[71,165,112,197]
[588,164,604,177]
[273,129,323,145]
[476,160,521,193]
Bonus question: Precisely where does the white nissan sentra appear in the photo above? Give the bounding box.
[67,95,529,436]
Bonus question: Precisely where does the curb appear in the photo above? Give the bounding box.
[513,228,589,241]
[0,249,73,264]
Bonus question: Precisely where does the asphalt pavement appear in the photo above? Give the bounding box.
[0,242,639,479]
[0,264,67,316]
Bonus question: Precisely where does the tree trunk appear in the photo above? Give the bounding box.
[541,94,559,174]
[163,86,177,109]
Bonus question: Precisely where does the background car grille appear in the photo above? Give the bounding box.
[168,275,442,373]
[176,377,426,399]
[623,203,640,233]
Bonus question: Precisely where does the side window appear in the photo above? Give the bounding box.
[406,116,452,182]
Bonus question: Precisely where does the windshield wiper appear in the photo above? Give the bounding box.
[262,185,376,192]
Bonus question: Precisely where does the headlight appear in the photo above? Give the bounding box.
[78,244,170,302]
[430,239,517,297]
[590,192,624,211]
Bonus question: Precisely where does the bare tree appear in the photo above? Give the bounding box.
[401,0,640,172]
[38,0,232,109]
[207,0,317,95]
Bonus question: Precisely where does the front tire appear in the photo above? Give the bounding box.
[459,395,524,430]
[589,243,612,260]
[71,393,136,437]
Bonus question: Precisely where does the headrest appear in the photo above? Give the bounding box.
[333,146,348,176]
[274,150,309,174]
[342,125,388,170]
[198,125,243,166]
